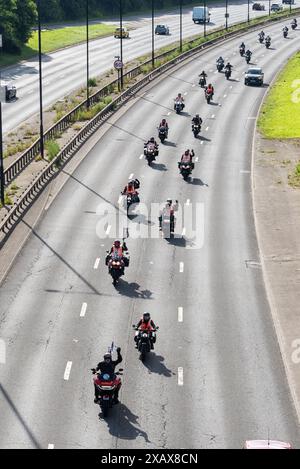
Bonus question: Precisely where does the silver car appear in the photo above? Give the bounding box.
[244,67,264,86]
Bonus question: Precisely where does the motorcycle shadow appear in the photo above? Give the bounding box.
[143,354,175,377]
[128,213,154,226]
[116,281,153,299]
[188,177,209,187]
[199,135,211,142]
[151,162,168,171]
[166,236,186,248]
[104,403,151,443]
[178,111,191,117]
[163,141,177,147]
[209,101,219,106]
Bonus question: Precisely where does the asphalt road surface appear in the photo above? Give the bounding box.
[0,16,300,449]
[1,0,299,134]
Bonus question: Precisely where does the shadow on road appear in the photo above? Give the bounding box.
[117,281,153,299]
[151,162,168,171]
[163,141,177,148]
[104,403,151,443]
[0,383,42,449]
[188,177,209,187]
[143,354,175,377]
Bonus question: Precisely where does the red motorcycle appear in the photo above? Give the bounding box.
[106,251,129,285]
[92,371,122,417]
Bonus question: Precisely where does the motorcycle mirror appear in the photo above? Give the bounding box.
[132,324,136,328]
[118,368,124,372]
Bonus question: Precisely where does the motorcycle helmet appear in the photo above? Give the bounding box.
[196,114,200,118]
[103,352,112,361]
[143,312,151,322]
[114,240,121,248]
[150,137,155,143]
[185,150,190,156]
[166,198,172,206]
[161,119,166,125]
[178,93,182,97]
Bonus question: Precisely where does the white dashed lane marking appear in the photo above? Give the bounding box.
[178,367,184,386]
[48,444,54,449]
[94,258,100,269]
[80,303,87,317]
[64,362,72,381]
[179,262,184,273]
[178,307,183,322]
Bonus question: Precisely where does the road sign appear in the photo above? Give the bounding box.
[114,59,123,70]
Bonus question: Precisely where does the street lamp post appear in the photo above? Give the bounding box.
[86,0,90,108]
[120,0,124,89]
[0,34,4,206]
[152,0,155,67]
[225,0,228,30]
[248,0,250,23]
[204,0,207,37]
[37,0,44,159]
[180,0,183,52]
[269,0,271,16]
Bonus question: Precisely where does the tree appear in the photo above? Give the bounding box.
[15,0,37,44]
[0,0,36,53]
[39,0,63,23]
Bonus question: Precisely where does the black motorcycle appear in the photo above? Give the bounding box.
[224,68,231,80]
[239,46,245,56]
[258,35,264,44]
[174,100,184,114]
[291,22,297,30]
[199,75,206,87]
[265,40,271,49]
[144,142,158,166]
[158,126,168,143]
[179,161,194,180]
[205,88,213,104]
[192,123,201,138]
[283,29,288,38]
[216,61,224,72]
[245,54,251,64]
[133,326,158,361]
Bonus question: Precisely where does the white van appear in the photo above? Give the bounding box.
[192,6,211,24]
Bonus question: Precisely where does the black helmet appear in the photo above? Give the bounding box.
[150,137,155,143]
[143,312,150,322]
[166,198,172,206]
[196,114,199,118]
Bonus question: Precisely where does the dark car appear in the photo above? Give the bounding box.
[244,67,264,86]
[252,3,265,10]
[2,83,17,102]
[282,0,294,4]
[155,24,170,35]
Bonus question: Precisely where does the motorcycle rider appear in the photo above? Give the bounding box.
[159,199,178,231]
[199,70,208,85]
[192,114,203,129]
[122,180,140,203]
[245,49,252,61]
[179,149,195,169]
[225,62,233,76]
[205,83,214,98]
[174,92,185,110]
[109,239,128,255]
[93,348,122,404]
[158,118,169,137]
[134,312,157,350]
[216,56,224,70]
[239,42,245,53]
[283,25,289,36]
[259,30,265,40]
[144,136,159,156]
[291,18,297,28]
[265,35,271,45]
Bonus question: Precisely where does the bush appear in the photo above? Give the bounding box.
[45,140,60,161]
[88,78,97,87]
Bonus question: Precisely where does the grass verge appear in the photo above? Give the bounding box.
[258,51,300,138]
[288,162,300,188]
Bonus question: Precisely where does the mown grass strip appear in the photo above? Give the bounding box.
[258,51,300,139]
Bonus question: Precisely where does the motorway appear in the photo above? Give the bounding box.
[1,0,299,134]
[0,16,300,449]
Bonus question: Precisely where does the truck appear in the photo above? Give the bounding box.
[192,6,211,24]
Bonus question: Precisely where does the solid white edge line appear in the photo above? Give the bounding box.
[178,307,183,322]
[178,367,184,386]
[64,362,72,381]
[80,302,87,317]
[94,258,100,269]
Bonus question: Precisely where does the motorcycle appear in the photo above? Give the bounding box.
[133,326,159,361]
[199,76,206,87]
[158,126,168,143]
[160,212,175,239]
[216,61,224,72]
[239,46,245,56]
[126,192,139,212]
[291,22,297,30]
[265,40,271,49]
[192,123,201,138]
[205,88,213,104]
[258,35,264,44]
[92,369,123,417]
[283,29,288,38]
[106,251,129,285]
[224,68,231,80]
[144,142,158,166]
[174,100,184,114]
[179,161,194,180]
[245,54,251,64]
